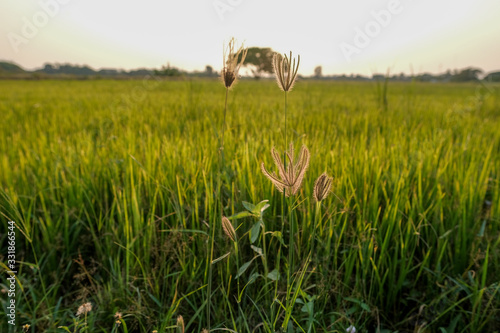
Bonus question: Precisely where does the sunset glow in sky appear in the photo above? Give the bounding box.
[1,0,499,76]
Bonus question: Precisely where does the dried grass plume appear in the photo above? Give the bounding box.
[313,172,333,202]
[76,302,92,317]
[261,143,310,197]
[272,51,300,92]
[221,216,237,242]
[221,37,248,89]
[176,315,185,333]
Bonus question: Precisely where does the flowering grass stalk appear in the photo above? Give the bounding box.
[206,37,247,330]
[264,51,301,330]
[311,173,333,260]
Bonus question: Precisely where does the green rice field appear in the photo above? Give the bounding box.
[0,79,499,332]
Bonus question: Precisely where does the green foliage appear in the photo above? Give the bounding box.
[0,79,499,332]
[0,61,26,73]
[450,67,483,82]
[242,47,275,78]
[154,64,184,77]
[485,71,500,82]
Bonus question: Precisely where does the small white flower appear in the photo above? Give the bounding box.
[346,325,356,333]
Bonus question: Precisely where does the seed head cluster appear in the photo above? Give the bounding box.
[221,37,248,89]
[313,172,333,202]
[272,51,300,92]
[222,216,237,242]
[261,143,310,197]
[177,315,185,333]
[76,302,92,317]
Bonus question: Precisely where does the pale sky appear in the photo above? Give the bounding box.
[1,0,499,76]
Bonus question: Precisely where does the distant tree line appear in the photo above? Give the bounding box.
[319,67,500,83]
[0,62,219,79]
[1,57,499,82]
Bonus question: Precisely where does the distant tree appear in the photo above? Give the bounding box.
[242,47,274,79]
[205,65,213,76]
[436,69,452,82]
[98,69,118,75]
[484,71,500,82]
[415,73,436,82]
[0,61,25,73]
[155,63,183,77]
[38,64,95,75]
[129,69,154,76]
[451,67,483,82]
[42,63,55,74]
[314,66,322,78]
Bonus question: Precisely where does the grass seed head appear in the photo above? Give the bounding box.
[221,216,237,242]
[221,37,248,89]
[114,312,123,326]
[273,51,300,92]
[176,315,185,333]
[261,143,310,197]
[76,302,92,317]
[313,172,333,202]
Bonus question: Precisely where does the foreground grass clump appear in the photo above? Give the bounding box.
[0,79,499,332]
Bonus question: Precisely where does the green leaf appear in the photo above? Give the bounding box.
[236,260,253,279]
[447,314,461,333]
[211,252,231,264]
[360,302,371,312]
[242,201,256,212]
[251,245,263,256]
[439,228,454,239]
[301,301,314,314]
[477,220,487,237]
[120,319,129,333]
[267,269,279,281]
[229,211,253,220]
[250,220,261,243]
[253,200,270,215]
[271,231,285,246]
[344,297,361,304]
[147,292,162,307]
[248,272,260,284]
[346,306,358,315]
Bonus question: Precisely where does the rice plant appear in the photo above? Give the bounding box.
[0,76,498,332]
